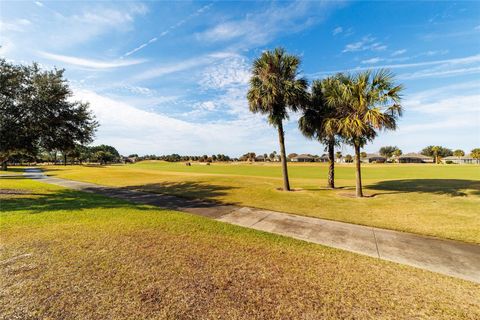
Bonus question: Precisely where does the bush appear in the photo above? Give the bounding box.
[445,160,455,164]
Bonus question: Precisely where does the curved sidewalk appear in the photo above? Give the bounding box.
[23,168,480,283]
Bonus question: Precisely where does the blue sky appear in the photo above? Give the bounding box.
[1,1,479,156]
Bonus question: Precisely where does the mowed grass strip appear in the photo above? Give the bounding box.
[42,162,480,243]
[1,177,479,319]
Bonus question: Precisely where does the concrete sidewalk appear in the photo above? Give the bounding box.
[23,168,480,283]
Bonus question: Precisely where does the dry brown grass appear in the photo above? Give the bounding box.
[1,178,480,319]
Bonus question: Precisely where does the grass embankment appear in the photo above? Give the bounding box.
[42,162,480,243]
[1,176,479,319]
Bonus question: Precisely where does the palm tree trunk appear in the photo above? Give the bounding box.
[64,153,67,166]
[327,138,335,189]
[277,121,291,191]
[354,142,363,197]
[1,160,7,171]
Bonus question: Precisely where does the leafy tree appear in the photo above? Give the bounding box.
[345,154,353,163]
[93,151,115,165]
[471,148,480,159]
[453,149,465,157]
[324,70,403,197]
[360,151,367,159]
[247,48,308,191]
[90,145,120,163]
[379,146,400,158]
[0,59,97,170]
[421,146,452,163]
[392,149,402,157]
[299,78,341,188]
[336,151,342,159]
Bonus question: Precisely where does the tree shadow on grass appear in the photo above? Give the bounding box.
[1,180,238,215]
[0,189,156,214]
[369,179,480,197]
[124,181,237,205]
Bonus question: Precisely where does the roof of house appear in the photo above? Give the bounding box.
[399,153,433,159]
[365,153,386,159]
[443,155,476,160]
[293,154,314,159]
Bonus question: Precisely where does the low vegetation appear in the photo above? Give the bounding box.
[1,177,479,319]
[42,161,480,243]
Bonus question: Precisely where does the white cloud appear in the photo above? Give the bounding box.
[361,57,383,64]
[391,49,406,56]
[342,36,387,53]
[312,54,480,77]
[35,1,44,7]
[332,26,343,35]
[200,55,250,90]
[196,1,338,48]
[0,19,32,32]
[73,89,275,156]
[39,51,146,69]
[399,66,480,80]
[132,51,236,81]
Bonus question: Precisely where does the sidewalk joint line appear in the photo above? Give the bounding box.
[372,228,381,258]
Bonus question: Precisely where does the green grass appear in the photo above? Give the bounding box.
[42,161,480,243]
[1,177,479,319]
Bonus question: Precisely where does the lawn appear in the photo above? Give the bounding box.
[1,176,479,319]
[41,161,480,243]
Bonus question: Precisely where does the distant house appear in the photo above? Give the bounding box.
[362,153,386,163]
[291,154,315,162]
[123,156,137,164]
[398,153,434,163]
[441,155,480,164]
[317,154,330,163]
[255,155,266,162]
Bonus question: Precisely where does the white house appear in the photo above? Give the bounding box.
[441,155,480,164]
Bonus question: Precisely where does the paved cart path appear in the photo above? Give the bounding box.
[23,168,480,283]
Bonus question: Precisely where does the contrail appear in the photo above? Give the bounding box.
[123,3,213,57]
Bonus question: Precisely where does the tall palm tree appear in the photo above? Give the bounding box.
[324,70,403,197]
[247,48,308,191]
[298,78,339,188]
[432,146,440,164]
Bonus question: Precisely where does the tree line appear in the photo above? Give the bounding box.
[0,59,98,170]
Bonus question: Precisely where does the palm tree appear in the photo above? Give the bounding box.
[247,48,308,191]
[432,146,440,164]
[299,78,340,188]
[324,70,403,197]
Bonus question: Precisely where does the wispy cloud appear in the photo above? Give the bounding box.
[312,54,480,76]
[132,52,236,81]
[196,1,338,49]
[124,3,213,57]
[34,1,44,7]
[73,88,272,155]
[391,49,407,56]
[200,55,250,90]
[361,57,383,64]
[0,19,31,32]
[342,35,387,53]
[332,26,343,35]
[39,51,146,69]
